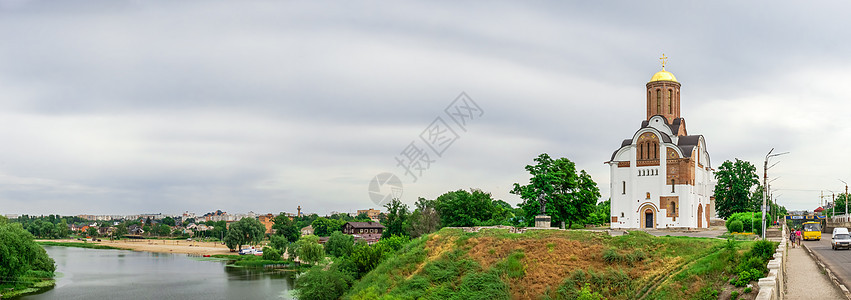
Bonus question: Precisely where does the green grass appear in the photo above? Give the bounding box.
[0,270,56,298]
[36,241,129,250]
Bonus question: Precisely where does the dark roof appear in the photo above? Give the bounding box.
[676,135,703,158]
[670,118,686,135]
[346,222,385,229]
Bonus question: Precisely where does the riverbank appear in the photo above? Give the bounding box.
[36,239,237,256]
[0,271,55,299]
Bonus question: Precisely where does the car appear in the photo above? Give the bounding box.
[834,228,851,250]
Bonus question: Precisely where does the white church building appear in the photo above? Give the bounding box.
[606,59,716,229]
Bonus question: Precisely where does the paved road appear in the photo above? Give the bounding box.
[786,244,845,299]
[803,233,851,291]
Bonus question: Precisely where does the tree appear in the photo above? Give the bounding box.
[262,247,282,261]
[55,219,70,239]
[381,199,409,238]
[511,153,601,228]
[224,217,266,251]
[349,239,384,276]
[87,226,98,237]
[296,235,325,265]
[272,213,300,243]
[407,197,441,238]
[269,235,288,252]
[714,159,760,219]
[434,189,502,227]
[183,218,196,226]
[312,218,344,237]
[294,265,354,300]
[325,231,354,257]
[585,199,611,225]
[162,217,176,226]
[114,224,128,238]
[156,224,171,236]
[0,222,55,284]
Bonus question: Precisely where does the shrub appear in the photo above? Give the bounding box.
[731,290,740,300]
[262,247,281,261]
[294,266,354,300]
[325,231,354,257]
[743,287,752,293]
[748,240,777,261]
[729,220,744,233]
[603,248,622,264]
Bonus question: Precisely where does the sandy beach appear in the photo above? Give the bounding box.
[43,239,250,256]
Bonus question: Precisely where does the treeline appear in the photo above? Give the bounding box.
[0,216,55,289]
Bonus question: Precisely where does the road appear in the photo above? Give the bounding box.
[803,233,851,291]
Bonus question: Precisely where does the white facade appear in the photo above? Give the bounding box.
[606,67,716,229]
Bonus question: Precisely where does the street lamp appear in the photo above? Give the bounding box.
[840,179,849,221]
[763,148,789,240]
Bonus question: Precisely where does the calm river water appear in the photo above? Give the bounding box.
[22,246,296,300]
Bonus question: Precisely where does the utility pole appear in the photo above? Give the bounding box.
[842,179,849,221]
[763,148,789,240]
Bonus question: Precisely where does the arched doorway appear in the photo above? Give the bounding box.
[697,205,704,228]
[705,204,711,228]
[645,209,654,228]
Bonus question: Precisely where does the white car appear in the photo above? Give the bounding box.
[832,230,851,250]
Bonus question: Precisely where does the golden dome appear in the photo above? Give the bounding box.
[650,69,677,82]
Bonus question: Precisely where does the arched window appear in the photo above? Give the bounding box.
[622,181,626,194]
[668,90,673,113]
[671,179,675,192]
[656,89,661,114]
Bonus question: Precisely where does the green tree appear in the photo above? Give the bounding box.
[296,235,325,265]
[325,231,354,257]
[381,199,409,238]
[434,189,502,227]
[714,159,760,219]
[0,222,55,284]
[511,153,601,228]
[312,218,344,237]
[349,239,384,276]
[114,224,128,238]
[183,218,196,226]
[162,217,176,226]
[87,226,98,237]
[55,219,70,238]
[269,235,288,252]
[262,247,282,261]
[224,217,266,251]
[272,213,300,243]
[406,197,441,238]
[156,224,171,236]
[294,265,354,300]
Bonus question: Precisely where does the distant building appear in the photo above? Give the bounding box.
[301,225,314,236]
[357,209,381,221]
[128,224,144,235]
[258,213,275,235]
[343,222,385,235]
[4,214,19,220]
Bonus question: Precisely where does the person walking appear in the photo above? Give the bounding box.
[796,228,803,246]
[790,228,797,248]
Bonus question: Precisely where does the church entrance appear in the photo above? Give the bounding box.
[697,205,704,228]
[645,209,654,228]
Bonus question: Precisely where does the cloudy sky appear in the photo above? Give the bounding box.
[1,1,850,216]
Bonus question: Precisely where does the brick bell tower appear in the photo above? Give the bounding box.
[645,54,682,127]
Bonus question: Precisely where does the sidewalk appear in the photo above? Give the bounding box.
[785,241,844,299]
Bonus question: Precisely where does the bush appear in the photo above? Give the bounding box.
[294,265,354,300]
[729,220,744,233]
[269,235,288,252]
[731,290,740,300]
[748,240,777,261]
[726,212,770,234]
[325,231,354,257]
[262,247,281,261]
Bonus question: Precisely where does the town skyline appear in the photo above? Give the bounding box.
[2,1,851,215]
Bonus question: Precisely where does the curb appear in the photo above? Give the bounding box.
[802,242,851,300]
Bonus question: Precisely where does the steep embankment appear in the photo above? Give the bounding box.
[345,228,732,300]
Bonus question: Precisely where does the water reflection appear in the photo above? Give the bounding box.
[22,246,296,300]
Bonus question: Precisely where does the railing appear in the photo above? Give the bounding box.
[831,214,851,223]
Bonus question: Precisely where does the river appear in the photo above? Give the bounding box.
[22,246,297,300]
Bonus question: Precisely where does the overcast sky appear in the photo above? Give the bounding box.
[1,1,850,216]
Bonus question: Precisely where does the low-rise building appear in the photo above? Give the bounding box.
[343,222,385,235]
[301,225,314,236]
[357,209,382,221]
[258,213,275,235]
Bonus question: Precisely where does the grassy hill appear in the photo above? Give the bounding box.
[343,228,755,300]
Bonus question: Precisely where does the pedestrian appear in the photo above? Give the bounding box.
[796,228,803,246]
[790,228,796,248]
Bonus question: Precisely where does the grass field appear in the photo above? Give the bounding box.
[344,228,769,300]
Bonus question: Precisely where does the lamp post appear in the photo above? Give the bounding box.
[840,179,849,222]
[763,148,789,240]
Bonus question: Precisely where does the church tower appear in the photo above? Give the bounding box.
[606,55,716,229]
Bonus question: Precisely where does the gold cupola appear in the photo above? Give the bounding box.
[646,54,682,122]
